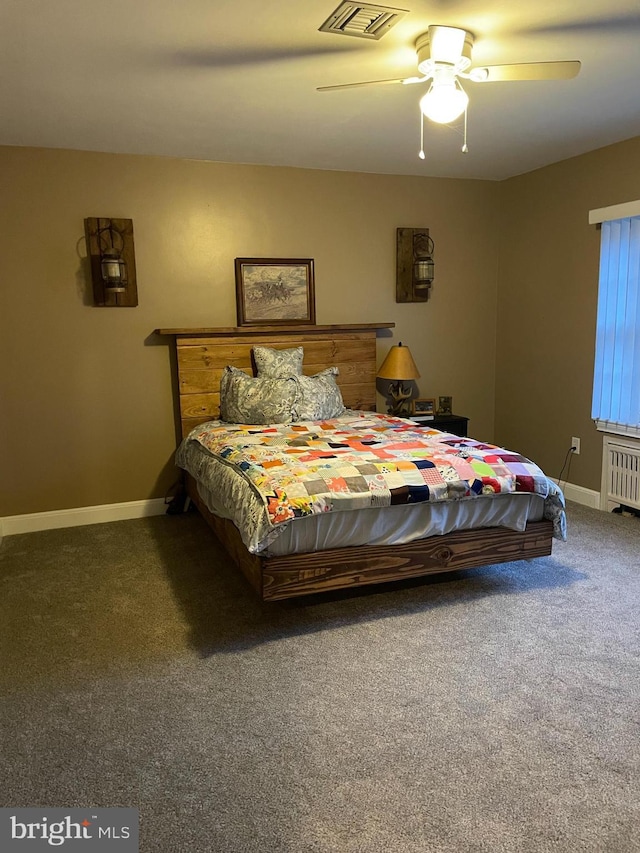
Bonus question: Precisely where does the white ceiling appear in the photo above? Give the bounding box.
[2,0,640,180]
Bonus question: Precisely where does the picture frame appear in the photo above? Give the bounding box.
[438,395,453,415]
[412,397,436,416]
[234,258,316,326]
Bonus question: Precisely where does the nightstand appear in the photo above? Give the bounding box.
[411,413,469,436]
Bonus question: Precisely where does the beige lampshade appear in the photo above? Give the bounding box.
[377,342,421,381]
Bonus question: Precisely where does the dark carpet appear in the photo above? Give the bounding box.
[0,502,638,852]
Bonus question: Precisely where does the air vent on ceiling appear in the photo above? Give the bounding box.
[319,2,408,40]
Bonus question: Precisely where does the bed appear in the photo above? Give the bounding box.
[156,324,565,601]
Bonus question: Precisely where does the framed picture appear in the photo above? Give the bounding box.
[234,258,316,326]
[412,397,436,416]
[438,395,453,415]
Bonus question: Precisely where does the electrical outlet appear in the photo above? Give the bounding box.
[571,436,581,455]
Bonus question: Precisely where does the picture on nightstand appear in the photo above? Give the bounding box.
[438,395,453,415]
[413,397,436,416]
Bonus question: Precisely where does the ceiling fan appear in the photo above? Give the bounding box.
[318,25,581,155]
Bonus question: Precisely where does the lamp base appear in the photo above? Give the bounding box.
[388,382,413,418]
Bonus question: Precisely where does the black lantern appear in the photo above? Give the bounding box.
[99,225,128,292]
[412,231,435,289]
[100,247,128,292]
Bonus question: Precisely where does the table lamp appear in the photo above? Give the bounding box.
[377,342,421,417]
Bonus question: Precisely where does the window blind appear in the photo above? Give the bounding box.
[592,215,640,435]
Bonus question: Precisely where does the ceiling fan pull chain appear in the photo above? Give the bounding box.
[462,104,469,153]
[419,111,426,159]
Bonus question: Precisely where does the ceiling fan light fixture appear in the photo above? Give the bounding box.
[420,79,468,124]
[416,26,474,76]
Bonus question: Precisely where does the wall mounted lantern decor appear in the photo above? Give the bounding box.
[84,217,138,307]
[396,227,435,302]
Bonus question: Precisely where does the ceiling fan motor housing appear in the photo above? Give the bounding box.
[416,26,474,76]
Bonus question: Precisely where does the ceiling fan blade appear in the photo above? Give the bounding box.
[473,61,581,82]
[317,76,420,92]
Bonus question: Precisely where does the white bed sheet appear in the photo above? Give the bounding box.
[196,479,544,556]
[189,450,544,557]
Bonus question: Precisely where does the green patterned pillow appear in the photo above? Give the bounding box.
[220,366,298,424]
[292,368,346,421]
[253,345,304,378]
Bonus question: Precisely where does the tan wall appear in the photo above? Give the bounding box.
[0,146,500,517]
[496,136,640,493]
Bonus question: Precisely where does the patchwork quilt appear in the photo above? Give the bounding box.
[178,412,566,550]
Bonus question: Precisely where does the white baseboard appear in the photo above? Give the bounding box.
[553,480,601,509]
[0,498,167,539]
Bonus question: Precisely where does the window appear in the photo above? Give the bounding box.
[590,202,640,438]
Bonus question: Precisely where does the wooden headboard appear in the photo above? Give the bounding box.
[156,323,394,438]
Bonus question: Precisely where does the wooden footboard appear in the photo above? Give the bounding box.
[186,474,554,601]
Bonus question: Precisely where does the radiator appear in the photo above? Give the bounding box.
[601,434,640,511]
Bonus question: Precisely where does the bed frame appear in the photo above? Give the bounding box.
[156,324,554,601]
